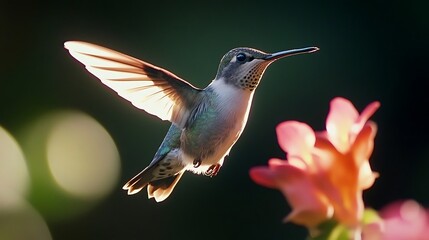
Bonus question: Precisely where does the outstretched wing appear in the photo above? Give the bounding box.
[64,41,201,127]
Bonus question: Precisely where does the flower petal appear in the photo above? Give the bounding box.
[326,97,359,153]
[250,158,332,227]
[249,167,280,189]
[359,161,378,190]
[276,121,315,164]
[250,158,307,189]
[378,200,429,239]
[352,101,380,136]
[352,122,377,165]
[272,162,333,227]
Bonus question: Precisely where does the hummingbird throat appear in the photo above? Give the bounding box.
[237,63,270,91]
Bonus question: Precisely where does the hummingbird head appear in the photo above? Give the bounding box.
[215,47,319,91]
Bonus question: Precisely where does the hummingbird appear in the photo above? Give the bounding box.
[64,41,318,202]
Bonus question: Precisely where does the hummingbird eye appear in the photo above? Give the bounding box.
[236,53,246,62]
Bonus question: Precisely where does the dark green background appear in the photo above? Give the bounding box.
[2,1,428,239]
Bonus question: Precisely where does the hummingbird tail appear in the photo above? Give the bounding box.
[122,165,185,202]
[122,170,150,195]
[122,150,185,201]
[122,163,158,195]
[147,171,184,202]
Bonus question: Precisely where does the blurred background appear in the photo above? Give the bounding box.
[1,0,428,239]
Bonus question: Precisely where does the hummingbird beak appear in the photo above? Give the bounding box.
[263,47,319,61]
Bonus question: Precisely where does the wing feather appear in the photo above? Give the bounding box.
[64,41,201,126]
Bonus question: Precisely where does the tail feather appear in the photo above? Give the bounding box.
[122,166,154,195]
[122,164,185,201]
[147,171,184,202]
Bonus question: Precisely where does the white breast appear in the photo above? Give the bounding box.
[182,79,255,174]
[211,79,254,131]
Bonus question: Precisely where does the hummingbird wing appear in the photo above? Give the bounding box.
[64,41,201,127]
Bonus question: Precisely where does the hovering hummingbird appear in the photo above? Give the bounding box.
[64,41,318,202]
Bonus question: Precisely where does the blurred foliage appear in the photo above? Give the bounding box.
[1,0,428,239]
[308,209,382,240]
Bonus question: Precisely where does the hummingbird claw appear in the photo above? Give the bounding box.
[193,158,201,168]
[205,164,221,177]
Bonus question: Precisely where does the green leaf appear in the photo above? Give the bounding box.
[306,209,382,240]
[362,208,382,225]
[308,220,350,240]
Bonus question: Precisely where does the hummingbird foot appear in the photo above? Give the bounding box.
[193,158,202,168]
[205,164,221,177]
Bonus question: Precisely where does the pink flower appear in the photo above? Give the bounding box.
[366,200,429,240]
[250,97,380,228]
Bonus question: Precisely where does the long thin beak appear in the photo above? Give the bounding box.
[264,47,319,61]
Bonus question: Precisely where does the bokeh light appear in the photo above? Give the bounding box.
[0,201,52,240]
[0,126,30,208]
[19,110,121,221]
[46,112,120,200]
[0,126,52,239]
